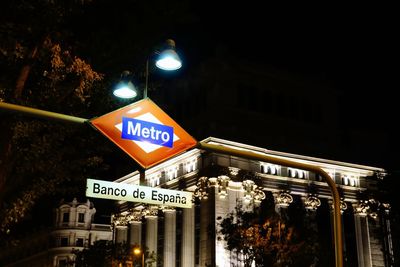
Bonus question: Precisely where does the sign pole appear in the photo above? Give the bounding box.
[0,101,87,124]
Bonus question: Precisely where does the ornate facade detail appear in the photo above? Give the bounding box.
[184,157,198,173]
[366,198,381,219]
[381,202,391,215]
[288,168,308,179]
[208,177,218,187]
[353,200,370,216]
[341,174,359,187]
[143,205,159,217]
[303,194,321,211]
[194,176,210,200]
[147,172,161,187]
[165,164,179,181]
[217,175,230,199]
[242,180,255,202]
[229,167,240,176]
[340,199,348,212]
[252,188,266,205]
[129,210,143,222]
[161,206,176,212]
[274,191,293,207]
[241,179,266,205]
[376,171,387,180]
[329,199,348,213]
[111,213,131,227]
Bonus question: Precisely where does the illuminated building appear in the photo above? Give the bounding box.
[111,137,393,267]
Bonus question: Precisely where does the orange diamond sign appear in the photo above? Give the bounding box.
[90,98,197,169]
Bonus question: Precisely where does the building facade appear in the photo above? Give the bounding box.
[112,137,394,267]
[1,198,112,267]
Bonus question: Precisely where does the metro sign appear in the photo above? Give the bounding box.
[90,98,197,168]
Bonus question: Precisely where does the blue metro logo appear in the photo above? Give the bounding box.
[121,117,174,148]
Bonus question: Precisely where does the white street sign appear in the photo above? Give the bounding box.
[86,178,192,208]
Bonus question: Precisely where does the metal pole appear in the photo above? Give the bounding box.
[0,102,88,124]
[196,141,343,267]
[144,59,149,99]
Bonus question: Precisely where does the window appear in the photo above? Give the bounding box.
[78,213,85,223]
[62,212,69,223]
[60,237,68,246]
[76,238,84,247]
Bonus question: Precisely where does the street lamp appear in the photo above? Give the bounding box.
[112,39,182,100]
[133,247,144,267]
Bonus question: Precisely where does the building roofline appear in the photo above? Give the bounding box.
[201,137,386,175]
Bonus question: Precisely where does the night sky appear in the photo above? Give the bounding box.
[72,2,397,171]
[2,1,396,171]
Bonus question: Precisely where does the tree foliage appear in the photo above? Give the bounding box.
[0,0,195,247]
[73,241,158,267]
[0,0,133,243]
[219,196,321,267]
[73,240,127,267]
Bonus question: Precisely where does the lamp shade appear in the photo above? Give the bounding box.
[155,39,182,71]
[113,81,137,99]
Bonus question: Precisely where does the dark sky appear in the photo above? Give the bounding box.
[181,4,397,170]
[78,1,397,170]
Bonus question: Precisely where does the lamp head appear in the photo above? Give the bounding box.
[112,71,137,99]
[155,39,182,71]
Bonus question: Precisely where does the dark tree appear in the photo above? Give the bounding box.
[73,240,132,267]
[219,194,323,267]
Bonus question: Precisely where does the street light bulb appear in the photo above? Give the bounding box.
[133,248,141,255]
[155,50,182,71]
[155,39,182,71]
[113,81,137,99]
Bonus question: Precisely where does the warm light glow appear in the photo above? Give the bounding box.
[133,248,141,255]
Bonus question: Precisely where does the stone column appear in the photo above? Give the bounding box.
[302,194,322,266]
[199,177,217,267]
[145,206,159,267]
[381,203,394,266]
[181,205,195,267]
[215,176,230,267]
[112,213,129,244]
[129,210,143,247]
[353,201,372,267]
[115,225,128,244]
[163,207,176,267]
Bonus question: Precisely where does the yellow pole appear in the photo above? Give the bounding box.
[196,142,343,267]
[0,101,87,124]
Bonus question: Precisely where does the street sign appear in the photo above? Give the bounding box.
[90,98,197,169]
[86,178,192,208]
